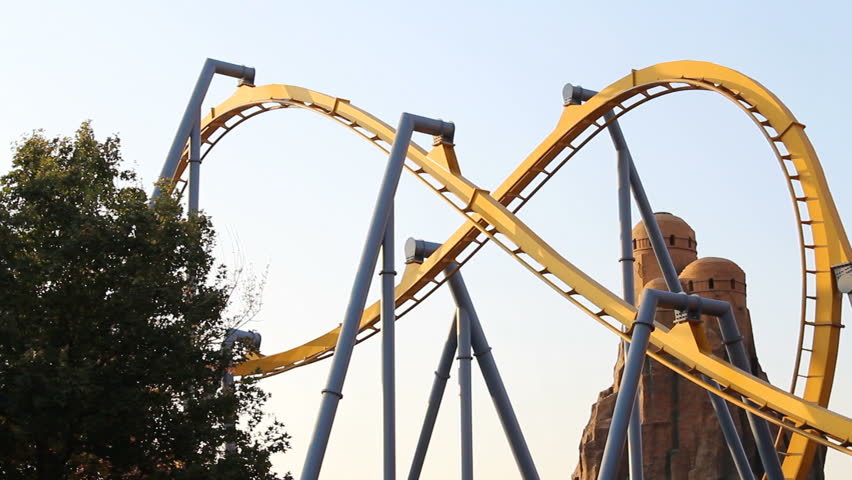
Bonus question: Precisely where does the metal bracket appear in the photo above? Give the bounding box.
[627,305,656,336]
[432,131,455,147]
[674,294,704,324]
[224,328,262,351]
[831,262,852,293]
[321,389,343,399]
[405,238,442,264]
[473,346,492,357]
[562,83,598,106]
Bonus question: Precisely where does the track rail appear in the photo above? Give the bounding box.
[164,61,850,479]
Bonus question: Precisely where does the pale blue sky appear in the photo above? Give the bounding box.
[1,1,851,478]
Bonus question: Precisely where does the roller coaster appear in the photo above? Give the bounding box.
[154,60,852,480]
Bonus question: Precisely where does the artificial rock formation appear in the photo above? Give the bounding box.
[572,213,824,480]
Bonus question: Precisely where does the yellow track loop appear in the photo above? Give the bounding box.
[166,61,850,479]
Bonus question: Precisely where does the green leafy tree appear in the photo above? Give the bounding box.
[0,123,291,479]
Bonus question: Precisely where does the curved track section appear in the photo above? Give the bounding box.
[164,61,850,479]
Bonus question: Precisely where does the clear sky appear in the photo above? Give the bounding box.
[2,1,851,478]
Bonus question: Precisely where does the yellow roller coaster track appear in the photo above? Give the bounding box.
[164,61,850,479]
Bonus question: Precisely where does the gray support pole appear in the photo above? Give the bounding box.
[704,383,755,480]
[598,293,657,480]
[717,311,784,480]
[222,329,262,455]
[625,146,757,480]
[606,111,637,307]
[301,114,453,480]
[457,307,474,480]
[451,277,541,480]
[469,319,540,480]
[638,290,781,480]
[626,160,681,290]
[222,368,236,455]
[152,58,255,203]
[566,84,754,480]
[626,141,756,480]
[408,319,458,480]
[604,110,643,480]
[627,158,755,480]
[408,239,540,479]
[188,115,201,216]
[564,84,675,289]
[381,206,397,480]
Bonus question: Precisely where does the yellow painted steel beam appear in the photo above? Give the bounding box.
[164,61,851,479]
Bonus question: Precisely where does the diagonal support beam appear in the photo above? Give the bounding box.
[603,108,643,480]
[457,306,474,480]
[566,84,755,480]
[598,290,657,480]
[640,290,784,480]
[301,114,453,480]
[408,319,458,480]
[381,205,397,480]
[152,58,255,205]
[407,239,541,479]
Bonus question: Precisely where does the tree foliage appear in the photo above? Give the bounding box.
[0,123,291,479]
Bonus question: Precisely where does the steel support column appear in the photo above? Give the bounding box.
[637,290,783,480]
[188,115,201,216]
[408,319,458,480]
[381,205,397,480]
[457,307,474,480]
[598,292,656,480]
[604,110,643,480]
[455,281,541,480]
[408,239,540,479]
[152,58,255,203]
[222,329,262,455]
[626,158,754,480]
[566,83,754,480]
[717,311,784,479]
[301,114,453,480]
[604,111,636,308]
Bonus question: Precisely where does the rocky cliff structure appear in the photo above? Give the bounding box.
[572,213,824,480]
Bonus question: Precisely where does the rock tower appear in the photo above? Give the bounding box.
[572,213,824,480]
